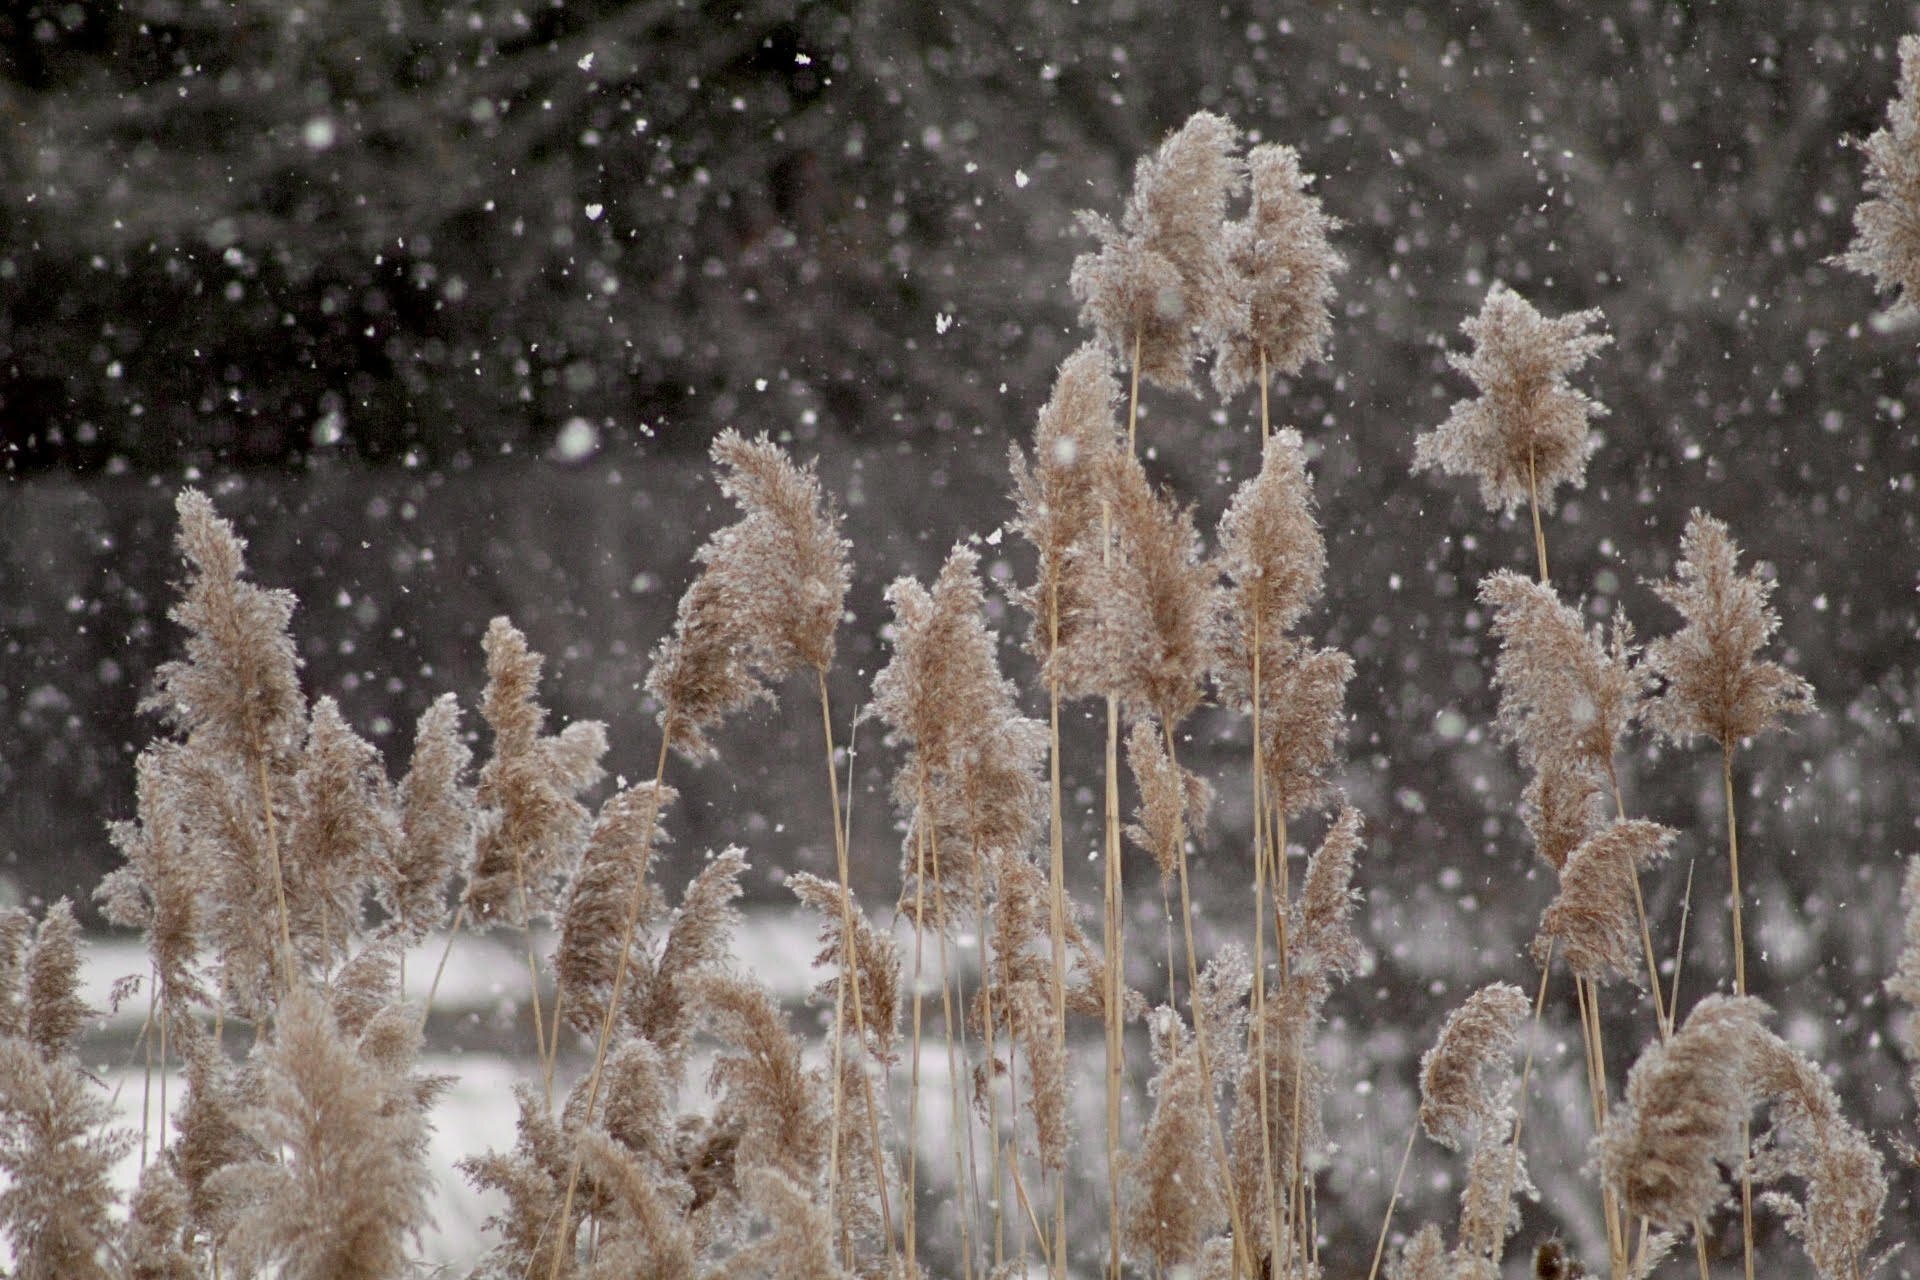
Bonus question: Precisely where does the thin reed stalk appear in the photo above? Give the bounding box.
[905,815,930,1274]
[818,670,896,1263]
[1365,1124,1419,1280]
[927,831,977,1280]
[1045,667,1069,1279]
[1102,689,1125,1280]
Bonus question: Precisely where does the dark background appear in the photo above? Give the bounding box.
[5,1,1919,1268]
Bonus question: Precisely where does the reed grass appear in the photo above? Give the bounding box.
[14,73,1920,1280]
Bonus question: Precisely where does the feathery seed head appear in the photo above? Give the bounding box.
[148,490,306,772]
[1215,429,1328,707]
[1419,982,1530,1150]
[384,693,475,943]
[1124,717,1214,883]
[1751,1036,1888,1280]
[1533,819,1675,985]
[875,545,1046,922]
[1290,805,1367,987]
[1600,994,1770,1229]
[554,782,675,1038]
[1413,285,1610,516]
[1256,640,1355,820]
[1839,35,1920,311]
[1124,1008,1225,1271]
[1071,112,1246,391]
[1481,571,1643,776]
[1061,449,1221,727]
[647,431,850,761]
[1645,510,1813,747]
[463,618,606,931]
[789,872,902,1062]
[1011,343,1125,674]
[1215,143,1344,398]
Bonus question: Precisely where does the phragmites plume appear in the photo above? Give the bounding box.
[637,848,748,1073]
[789,872,902,1062]
[732,1166,851,1280]
[1389,1224,1449,1280]
[1413,284,1611,516]
[1599,994,1769,1230]
[1255,641,1355,820]
[1124,717,1213,883]
[0,901,129,1280]
[1838,35,1920,310]
[982,847,1105,1027]
[1071,111,1245,391]
[16,903,88,1061]
[647,430,852,761]
[553,782,675,1038]
[1125,1007,1225,1273]
[1215,143,1345,398]
[383,693,475,943]
[1002,976,1072,1174]
[1066,450,1221,727]
[976,847,1097,1173]
[1751,1034,1888,1280]
[572,1127,699,1280]
[214,985,441,1280]
[1523,764,1608,876]
[1215,429,1328,698]
[698,972,828,1186]
[462,618,607,931]
[99,747,208,1011]
[1480,572,1641,777]
[120,1164,197,1280]
[459,1085,573,1278]
[1289,805,1367,989]
[1886,855,1920,1108]
[0,1038,130,1280]
[1418,983,1534,1265]
[1533,820,1675,985]
[282,696,397,976]
[1480,571,1642,873]
[1602,992,1886,1277]
[1010,343,1125,675]
[1418,982,1530,1152]
[1645,510,1813,748]
[146,489,306,771]
[1226,975,1323,1262]
[873,545,1046,923]
[141,490,308,1015]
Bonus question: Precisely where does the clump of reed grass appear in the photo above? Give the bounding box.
[38,80,1920,1280]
